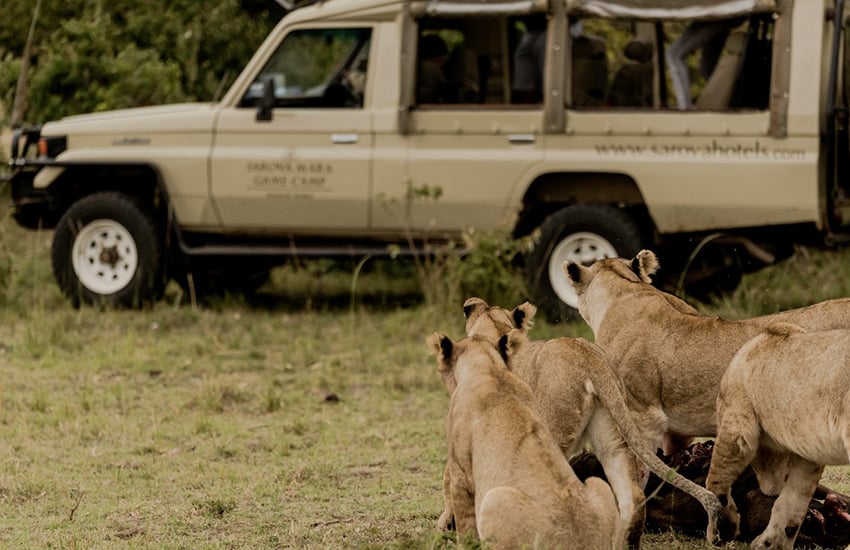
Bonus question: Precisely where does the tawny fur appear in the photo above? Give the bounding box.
[461,296,724,547]
[562,250,850,453]
[562,251,850,543]
[427,333,621,550]
[706,323,850,550]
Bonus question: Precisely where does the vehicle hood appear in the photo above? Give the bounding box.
[42,103,218,136]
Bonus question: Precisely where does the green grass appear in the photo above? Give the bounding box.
[0,205,849,548]
[0,294,451,547]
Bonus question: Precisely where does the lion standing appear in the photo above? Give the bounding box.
[706,323,850,549]
[562,250,850,455]
[562,250,850,542]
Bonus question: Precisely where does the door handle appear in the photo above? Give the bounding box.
[332,133,358,144]
[508,134,536,144]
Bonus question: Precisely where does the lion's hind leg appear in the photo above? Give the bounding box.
[705,401,761,543]
[751,454,824,550]
[586,409,645,548]
[476,487,552,550]
[582,476,622,550]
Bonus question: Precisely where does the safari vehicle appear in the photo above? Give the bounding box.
[7,0,850,318]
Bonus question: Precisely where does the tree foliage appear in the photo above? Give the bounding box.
[0,0,285,126]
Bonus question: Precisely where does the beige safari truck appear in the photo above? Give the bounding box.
[7,0,850,318]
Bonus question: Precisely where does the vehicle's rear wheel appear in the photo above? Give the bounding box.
[52,192,163,307]
[525,204,647,322]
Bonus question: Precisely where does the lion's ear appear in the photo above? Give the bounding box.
[563,261,588,288]
[426,332,453,361]
[430,333,459,393]
[512,302,537,332]
[632,249,659,283]
[462,297,488,321]
[499,329,526,365]
[498,334,510,363]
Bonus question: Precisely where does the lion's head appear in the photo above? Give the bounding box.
[462,297,537,342]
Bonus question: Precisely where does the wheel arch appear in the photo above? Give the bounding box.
[513,171,656,241]
[42,162,169,229]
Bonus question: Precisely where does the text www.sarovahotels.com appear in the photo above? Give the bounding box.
[594,139,807,160]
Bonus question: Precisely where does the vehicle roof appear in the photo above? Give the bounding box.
[566,0,779,20]
[283,0,404,23]
[284,0,779,20]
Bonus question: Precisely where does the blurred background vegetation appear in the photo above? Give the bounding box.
[0,0,840,316]
[0,0,287,126]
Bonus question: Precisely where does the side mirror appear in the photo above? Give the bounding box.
[256,78,275,122]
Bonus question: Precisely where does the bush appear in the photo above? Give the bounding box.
[4,0,282,125]
[442,228,530,309]
[401,228,529,312]
[27,17,187,122]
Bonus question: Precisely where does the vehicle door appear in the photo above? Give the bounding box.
[371,14,546,234]
[211,26,373,231]
[827,9,850,233]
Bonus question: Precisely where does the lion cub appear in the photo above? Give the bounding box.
[462,297,726,547]
[706,323,850,549]
[427,332,621,550]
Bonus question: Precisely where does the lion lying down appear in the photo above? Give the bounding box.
[427,332,621,549]
[462,297,727,547]
[705,323,850,550]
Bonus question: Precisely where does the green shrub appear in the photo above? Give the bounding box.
[442,228,530,309]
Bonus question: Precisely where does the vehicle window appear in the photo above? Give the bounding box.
[242,27,371,108]
[415,16,546,106]
[570,15,773,111]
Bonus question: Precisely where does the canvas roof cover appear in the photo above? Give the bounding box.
[412,0,779,18]
[566,0,779,19]
[411,0,549,16]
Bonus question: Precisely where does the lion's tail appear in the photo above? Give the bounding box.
[587,353,726,532]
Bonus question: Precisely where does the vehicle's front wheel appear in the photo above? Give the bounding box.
[525,204,647,322]
[52,192,164,307]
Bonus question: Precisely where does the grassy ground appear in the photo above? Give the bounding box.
[0,205,849,548]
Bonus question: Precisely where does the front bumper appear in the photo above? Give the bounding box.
[7,127,56,229]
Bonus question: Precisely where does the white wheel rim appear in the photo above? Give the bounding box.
[71,219,138,295]
[548,231,618,309]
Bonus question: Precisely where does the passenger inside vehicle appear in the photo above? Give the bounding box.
[607,39,653,107]
[417,34,451,103]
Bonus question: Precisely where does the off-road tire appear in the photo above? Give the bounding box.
[52,192,164,308]
[525,204,647,322]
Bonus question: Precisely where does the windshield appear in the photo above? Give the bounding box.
[242,27,372,108]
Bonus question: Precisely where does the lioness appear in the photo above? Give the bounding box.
[462,296,726,547]
[706,323,850,549]
[561,250,850,540]
[499,327,727,547]
[427,332,621,549]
